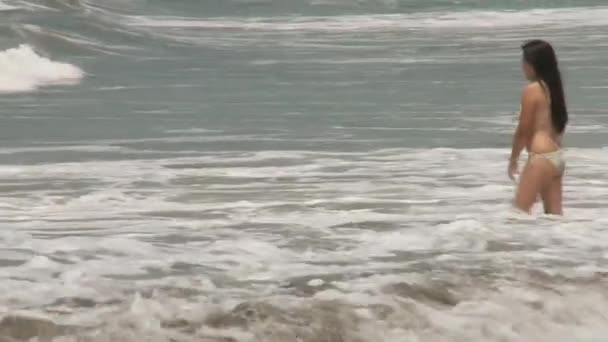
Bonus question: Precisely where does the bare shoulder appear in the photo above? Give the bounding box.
[522,82,544,100]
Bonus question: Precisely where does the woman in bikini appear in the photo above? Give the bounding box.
[508,40,568,215]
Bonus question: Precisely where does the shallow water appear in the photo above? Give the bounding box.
[1,0,608,341]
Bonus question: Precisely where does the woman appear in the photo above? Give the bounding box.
[508,40,568,215]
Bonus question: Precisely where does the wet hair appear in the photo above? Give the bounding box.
[521,39,568,134]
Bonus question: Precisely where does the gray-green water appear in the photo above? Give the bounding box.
[1,1,608,341]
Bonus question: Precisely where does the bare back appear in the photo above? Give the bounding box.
[527,81,562,154]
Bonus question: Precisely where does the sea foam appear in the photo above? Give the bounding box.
[0,44,84,93]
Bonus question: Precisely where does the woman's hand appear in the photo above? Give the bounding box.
[508,158,519,181]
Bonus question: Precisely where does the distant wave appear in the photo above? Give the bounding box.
[80,0,608,17]
[0,1,18,11]
[125,6,608,32]
[0,44,84,93]
[3,1,607,57]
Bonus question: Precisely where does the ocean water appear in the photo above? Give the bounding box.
[1,0,608,341]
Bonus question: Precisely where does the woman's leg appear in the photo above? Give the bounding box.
[514,159,551,213]
[541,174,563,215]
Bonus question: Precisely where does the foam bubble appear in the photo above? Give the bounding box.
[0,44,84,93]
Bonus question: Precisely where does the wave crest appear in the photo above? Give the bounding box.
[0,44,84,93]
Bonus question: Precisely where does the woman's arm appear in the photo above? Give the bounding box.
[508,84,538,179]
[510,85,538,160]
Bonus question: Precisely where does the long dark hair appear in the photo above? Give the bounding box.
[521,39,568,134]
